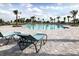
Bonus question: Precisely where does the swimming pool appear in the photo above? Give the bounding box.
[23,23,64,30]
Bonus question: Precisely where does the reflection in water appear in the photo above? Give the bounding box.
[57,25,60,28]
[23,23,64,30]
[46,24,48,30]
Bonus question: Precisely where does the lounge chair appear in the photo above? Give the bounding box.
[0,32,3,37]
[0,32,21,46]
[17,33,47,53]
[0,32,12,46]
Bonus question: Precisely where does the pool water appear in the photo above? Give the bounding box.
[23,23,64,30]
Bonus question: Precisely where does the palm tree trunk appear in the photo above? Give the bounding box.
[73,16,76,25]
[54,20,55,24]
[68,18,69,24]
[16,14,18,26]
[58,19,59,23]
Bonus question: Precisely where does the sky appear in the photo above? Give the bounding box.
[0,3,79,21]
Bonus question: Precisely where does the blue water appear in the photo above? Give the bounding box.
[23,23,64,30]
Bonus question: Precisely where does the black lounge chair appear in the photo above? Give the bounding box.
[17,33,47,53]
[0,32,21,45]
[0,32,12,45]
[0,32,3,37]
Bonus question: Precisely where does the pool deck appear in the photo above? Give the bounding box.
[0,25,79,56]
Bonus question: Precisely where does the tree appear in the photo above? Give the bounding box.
[42,18,44,23]
[67,16,71,24]
[53,18,55,24]
[0,19,3,23]
[57,16,60,23]
[63,17,66,23]
[26,19,31,22]
[13,10,19,26]
[50,17,53,23]
[0,19,4,25]
[30,16,36,23]
[10,20,13,23]
[70,10,78,25]
[38,18,40,21]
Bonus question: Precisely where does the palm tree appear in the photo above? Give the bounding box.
[18,12,22,23]
[30,16,36,23]
[57,16,60,23]
[10,20,12,23]
[53,18,55,24]
[70,10,78,25]
[0,19,4,25]
[50,17,53,23]
[37,18,39,23]
[42,18,44,23]
[42,18,44,29]
[13,10,19,26]
[67,16,71,24]
[63,17,66,23]
[38,18,40,21]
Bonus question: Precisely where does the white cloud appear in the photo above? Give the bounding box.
[32,7,42,12]
[40,4,79,12]
[33,12,43,16]
[40,6,63,10]
[51,6,63,10]
[0,9,15,21]
[6,4,13,7]
[0,3,13,8]
[27,7,42,12]
[27,8,32,11]
[69,4,79,10]
[27,7,44,16]
[0,9,11,14]
[0,4,5,7]
[39,4,79,18]
[26,3,32,7]
[9,8,20,11]
[21,3,33,7]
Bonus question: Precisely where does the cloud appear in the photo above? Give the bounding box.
[40,5,63,10]
[39,4,79,12]
[27,7,44,16]
[6,4,13,7]
[21,3,33,7]
[27,7,42,12]
[0,9,11,14]
[0,3,79,21]
[26,3,33,7]
[0,4,5,7]
[9,8,20,11]
[39,4,79,17]
[0,9,15,21]
[32,7,42,12]
[27,8,32,11]
[0,3,13,8]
